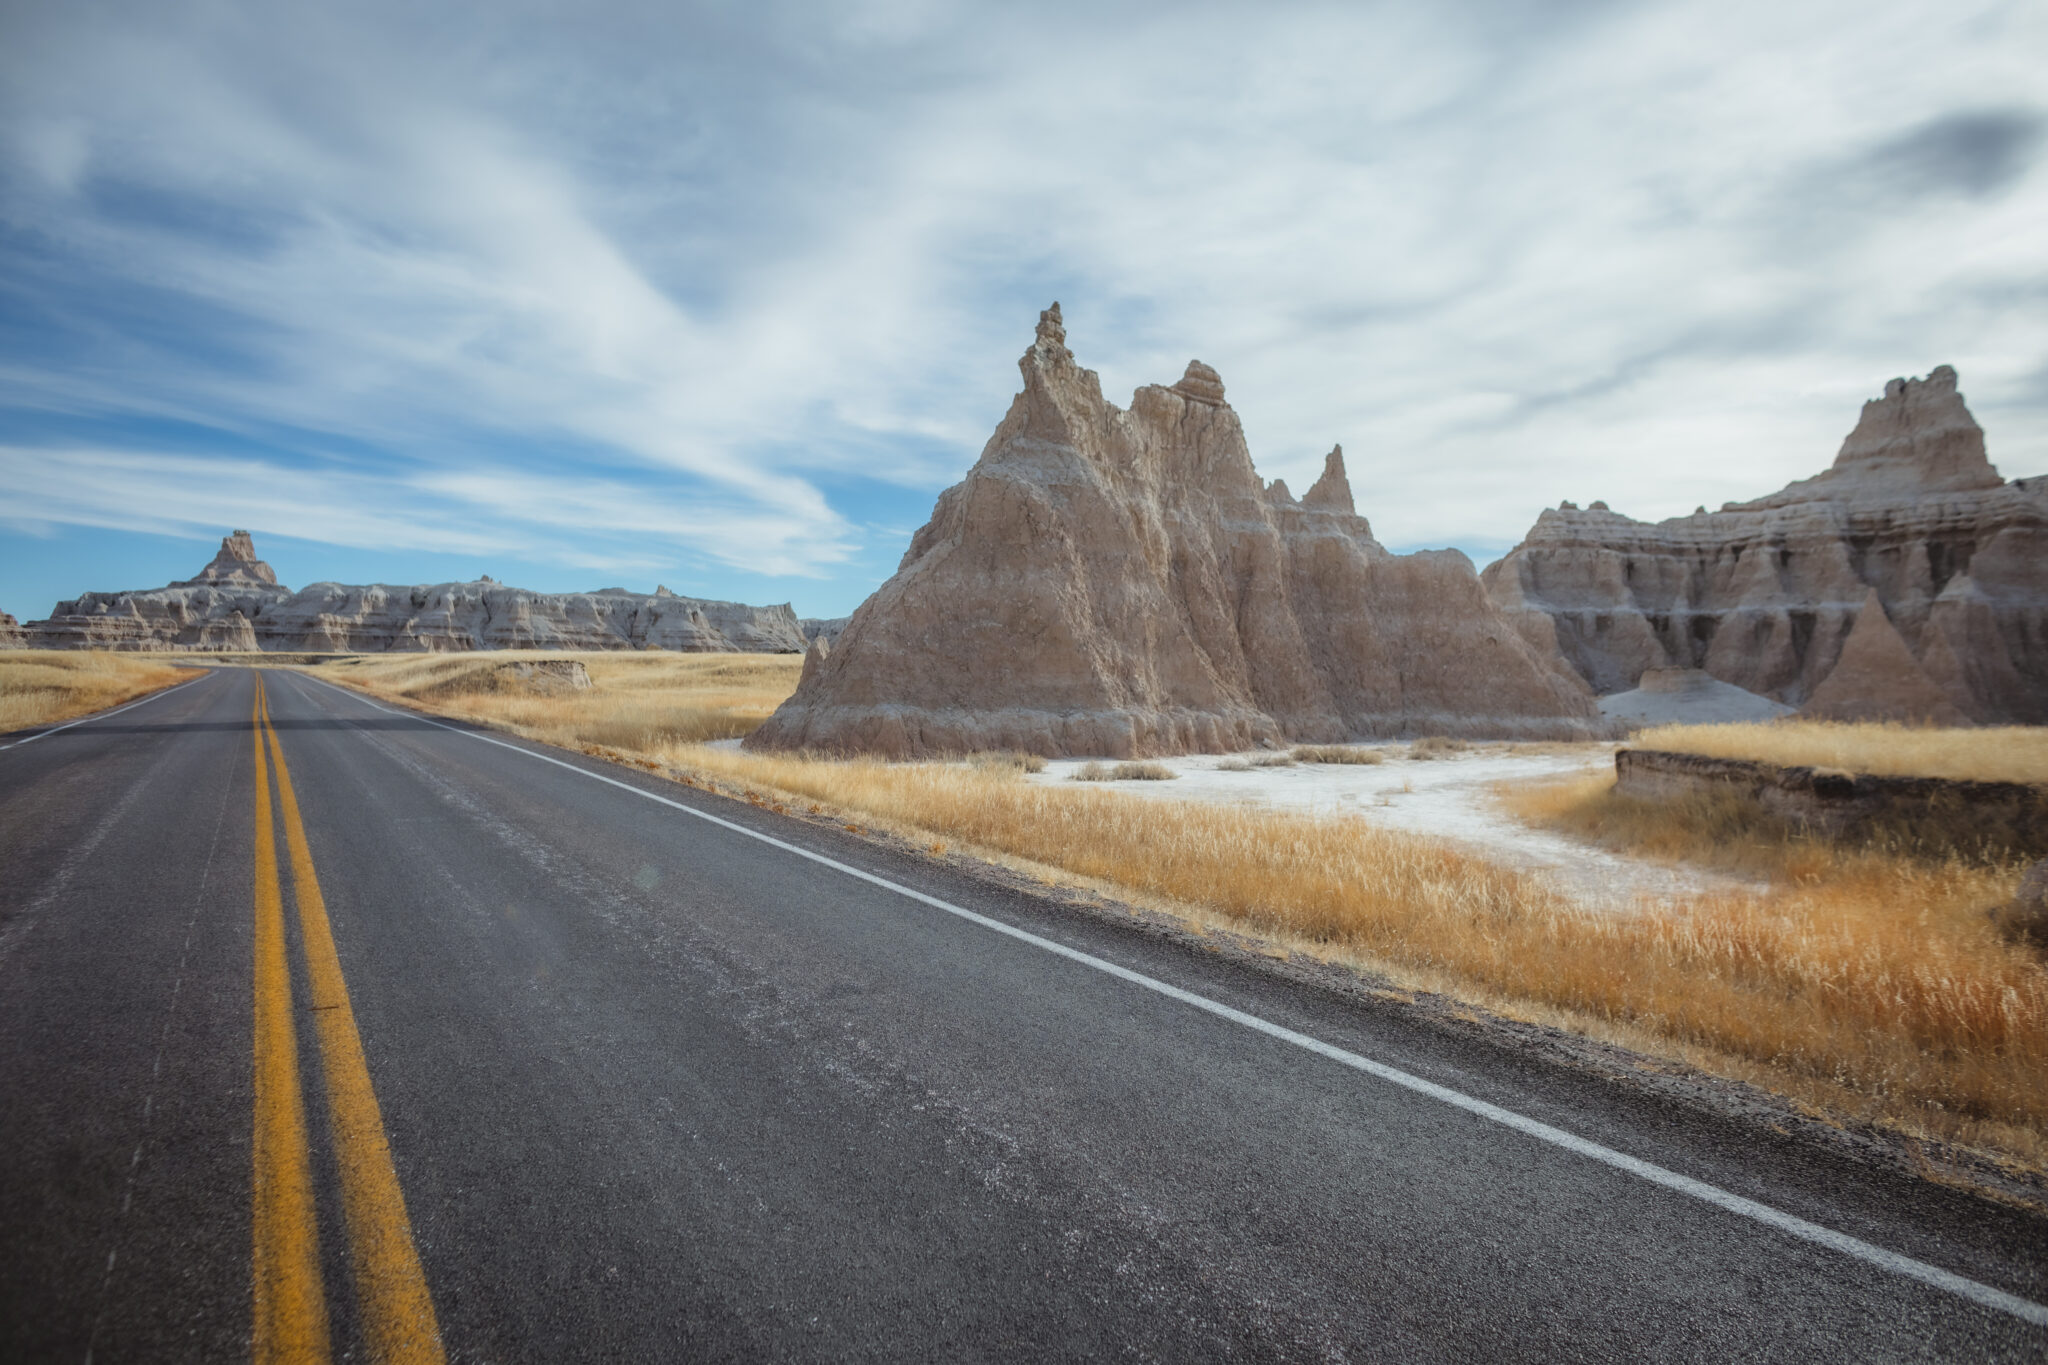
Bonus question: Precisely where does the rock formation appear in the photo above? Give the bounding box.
[1597,668,1792,728]
[21,535,807,654]
[186,530,280,586]
[0,611,23,649]
[749,305,1599,758]
[1483,366,2048,723]
[800,617,850,648]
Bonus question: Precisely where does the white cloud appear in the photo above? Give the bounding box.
[1,0,2044,592]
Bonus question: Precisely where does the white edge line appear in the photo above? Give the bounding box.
[297,670,2047,1329]
[0,671,211,751]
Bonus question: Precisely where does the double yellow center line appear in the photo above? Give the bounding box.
[251,674,445,1364]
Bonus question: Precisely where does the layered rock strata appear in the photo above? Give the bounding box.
[750,305,1599,758]
[0,611,23,649]
[1483,367,2048,723]
[23,533,806,653]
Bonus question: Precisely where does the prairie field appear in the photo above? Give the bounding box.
[316,649,803,748]
[1631,719,2048,785]
[316,653,2048,1170]
[0,650,197,734]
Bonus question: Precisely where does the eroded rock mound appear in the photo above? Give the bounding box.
[1597,668,1792,728]
[1483,366,2048,723]
[22,535,806,654]
[749,305,1598,758]
[0,611,23,650]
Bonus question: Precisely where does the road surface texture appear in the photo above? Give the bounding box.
[2,666,2043,1362]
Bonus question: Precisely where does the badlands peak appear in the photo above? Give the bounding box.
[1172,360,1227,406]
[1302,445,1354,512]
[185,530,281,587]
[750,306,1597,758]
[1750,363,2002,505]
[1483,365,2048,723]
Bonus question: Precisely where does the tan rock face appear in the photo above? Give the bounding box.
[22,536,806,654]
[749,305,1598,758]
[0,611,23,650]
[1801,589,1971,725]
[184,530,280,586]
[1482,367,2048,723]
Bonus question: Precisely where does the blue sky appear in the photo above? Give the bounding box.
[3,0,2045,621]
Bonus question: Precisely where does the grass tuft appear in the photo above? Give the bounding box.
[1074,760,1178,781]
[967,750,1048,775]
[1292,745,1385,765]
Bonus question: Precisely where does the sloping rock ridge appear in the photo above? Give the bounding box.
[0,610,23,650]
[21,534,806,654]
[750,304,1598,758]
[800,616,850,647]
[1482,366,2048,723]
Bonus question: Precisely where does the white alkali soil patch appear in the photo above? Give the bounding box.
[1028,744,1753,911]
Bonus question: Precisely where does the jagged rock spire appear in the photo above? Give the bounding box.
[1036,301,1064,346]
[185,530,280,587]
[1302,445,1354,513]
[1172,360,1226,406]
[1828,364,2000,492]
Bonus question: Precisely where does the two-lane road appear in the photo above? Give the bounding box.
[3,666,2044,1360]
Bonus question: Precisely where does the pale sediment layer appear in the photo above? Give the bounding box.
[1483,367,2048,724]
[1598,669,1793,728]
[752,304,1599,758]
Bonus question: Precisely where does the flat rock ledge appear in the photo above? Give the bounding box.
[1614,748,2047,852]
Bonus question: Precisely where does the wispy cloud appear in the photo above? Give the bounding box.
[1,0,2044,608]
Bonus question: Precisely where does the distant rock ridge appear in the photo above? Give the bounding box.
[799,617,850,647]
[749,304,1598,758]
[20,536,807,654]
[0,611,22,650]
[1482,366,2048,723]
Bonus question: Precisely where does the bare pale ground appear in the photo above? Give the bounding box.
[1633,719,2048,784]
[0,651,197,734]
[1027,744,1758,910]
[313,653,2048,1176]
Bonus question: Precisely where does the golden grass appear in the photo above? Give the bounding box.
[1075,760,1177,781]
[966,750,1048,775]
[314,652,2048,1168]
[1508,767,2048,873]
[0,650,197,733]
[314,650,803,749]
[1292,745,1384,765]
[1634,720,2048,785]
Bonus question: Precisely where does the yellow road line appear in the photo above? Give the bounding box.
[251,676,333,1364]
[261,680,447,1365]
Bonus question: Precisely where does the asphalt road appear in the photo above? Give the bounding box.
[2,665,2044,1362]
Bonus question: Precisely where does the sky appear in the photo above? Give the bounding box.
[2,0,2044,622]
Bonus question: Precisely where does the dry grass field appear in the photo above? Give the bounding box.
[0,651,196,734]
[1632,719,2048,785]
[315,649,803,749]
[316,654,2048,1170]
